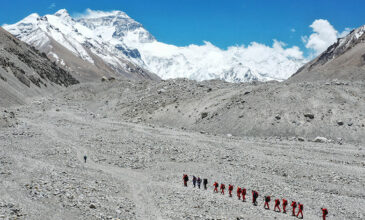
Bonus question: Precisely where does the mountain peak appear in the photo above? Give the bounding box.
[54,9,70,17]
[79,9,129,19]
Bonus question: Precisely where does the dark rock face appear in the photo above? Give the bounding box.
[0,27,79,88]
[115,45,141,59]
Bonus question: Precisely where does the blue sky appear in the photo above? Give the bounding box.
[1,0,364,53]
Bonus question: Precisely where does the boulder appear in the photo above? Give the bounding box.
[201,112,208,119]
[313,136,328,143]
[101,76,108,82]
[304,113,314,119]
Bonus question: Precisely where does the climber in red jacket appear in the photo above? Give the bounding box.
[291,201,297,216]
[321,208,328,220]
[297,203,304,219]
[183,174,189,187]
[274,199,281,212]
[220,183,226,195]
[282,199,288,213]
[228,184,234,197]
[213,182,219,193]
[242,188,247,201]
[236,187,242,200]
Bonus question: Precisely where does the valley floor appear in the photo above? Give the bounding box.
[1,94,364,220]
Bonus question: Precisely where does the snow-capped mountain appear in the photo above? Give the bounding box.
[3,9,158,81]
[4,9,307,82]
[291,24,365,81]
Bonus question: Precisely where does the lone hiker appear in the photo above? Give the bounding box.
[264,196,271,209]
[242,188,247,201]
[297,203,304,219]
[183,174,189,187]
[282,199,288,213]
[321,208,328,220]
[220,183,226,195]
[192,176,197,187]
[291,201,297,216]
[84,155,87,163]
[237,187,242,200]
[213,182,219,193]
[228,184,234,197]
[197,177,202,189]
[274,199,281,212]
[252,190,259,206]
[203,178,208,190]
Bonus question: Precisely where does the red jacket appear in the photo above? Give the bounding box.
[242,188,247,195]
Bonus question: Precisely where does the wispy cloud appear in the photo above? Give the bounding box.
[291,28,296,33]
[48,3,56,9]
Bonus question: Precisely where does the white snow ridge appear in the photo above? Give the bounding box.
[4,9,307,82]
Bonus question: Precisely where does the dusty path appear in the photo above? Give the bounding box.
[21,108,165,220]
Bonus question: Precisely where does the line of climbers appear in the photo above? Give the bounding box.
[182,174,329,220]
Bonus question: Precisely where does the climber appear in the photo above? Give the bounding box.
[220,183,226,195]
[291,201,297,216]
[83,155,87,163]
[228,184,234,197]
[274,199,281,212]
[282,199,288,213]
[213,182,219,193]
[264,196,271,209]
[183,174,189,187]
[197,177,202,189]
[192,176,197,187]
[237,187,242,200]
[321,208,328,220]
[252,190,259,206]
[242,188,247,201]
[203,178,208,190]
[297,203,304,219]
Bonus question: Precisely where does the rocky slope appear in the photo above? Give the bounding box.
[56,78,365,145]
[291,24,365,81]
[3,10,159,82]
[4,9,305,83]
[0,27,78,107]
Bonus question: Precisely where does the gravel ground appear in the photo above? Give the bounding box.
[1,80,364,219]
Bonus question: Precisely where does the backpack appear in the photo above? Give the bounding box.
[265,197,270,202]
[323,209,328,215]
